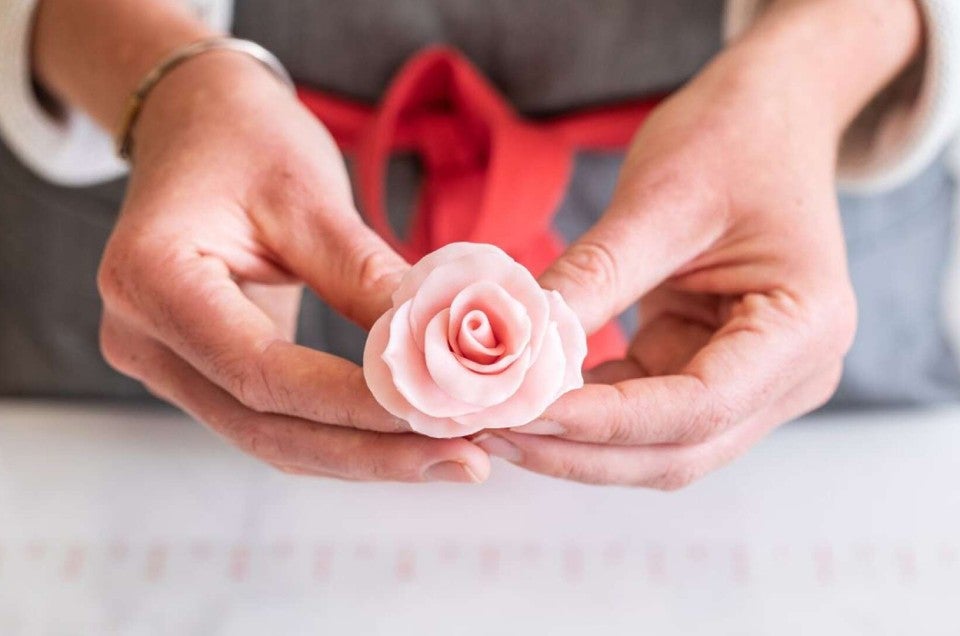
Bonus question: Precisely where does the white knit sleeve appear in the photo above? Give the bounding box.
[0,0,234,187]
[725,0,960,194]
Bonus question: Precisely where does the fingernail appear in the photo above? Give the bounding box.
[512,418,564,436]
[422,461,481,483]
[474,434,523,463]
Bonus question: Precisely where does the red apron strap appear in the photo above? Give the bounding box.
[297,46,665,366]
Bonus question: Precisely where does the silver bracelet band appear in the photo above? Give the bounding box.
[115,37,294,160]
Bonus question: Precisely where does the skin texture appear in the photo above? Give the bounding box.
[484,0,923,487]
[33,0,490,484]
[30,0,920,487]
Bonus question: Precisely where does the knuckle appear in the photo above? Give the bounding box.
[331,367,371,428]
[233,424,283,463]
[96,240,137,312]
[558,241,620,294]
[273,463,308,477]
[677,387,734,444]
[97,230,169,316]
[601,417,634,445]
[553,455,613,486]
[813,364,844,410]
[95,256,121,304]
[829,289,858,357]
[98,321,142,380]
[138,379,167,402]
[357,456,399,481]
[335,434,400,481]
[354,247,402,293]
[648,460,700,491]
[98,323,125,373]
[230,342,286,414]
[600,386,642,444]
[802,284,858,360]
[229,362,267,412]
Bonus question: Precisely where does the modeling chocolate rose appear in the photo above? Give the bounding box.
[363,242,587,438]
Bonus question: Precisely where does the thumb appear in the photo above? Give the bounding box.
[538,175,724,334]
[282,211,410,330]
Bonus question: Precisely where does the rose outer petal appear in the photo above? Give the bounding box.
[363,243,589,440]
[545,289,588,393]
[382,301,483,419]
[424,308,533,408]
[362,309,468,438]
[408,250,549,355]
[392,242,506,307]
[452,322,567,430]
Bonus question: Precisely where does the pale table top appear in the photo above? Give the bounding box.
[1,400,958,635]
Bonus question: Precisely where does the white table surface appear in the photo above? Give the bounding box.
[1,400,958,635]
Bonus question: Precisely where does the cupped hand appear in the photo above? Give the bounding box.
[475,42,860,488]
[97,53,489,483]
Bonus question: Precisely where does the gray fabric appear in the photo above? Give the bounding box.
[0,142,140,397]
[0,0,958,407]
[233,0,725,114]
[830,153,960,407]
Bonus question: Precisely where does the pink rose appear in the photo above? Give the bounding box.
[363,243,587,438]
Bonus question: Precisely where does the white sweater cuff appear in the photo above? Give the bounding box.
[725,0,960,194]
[0,0,233,187]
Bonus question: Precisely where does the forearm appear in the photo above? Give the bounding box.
[31,0,216,135]
[719,0,922,137]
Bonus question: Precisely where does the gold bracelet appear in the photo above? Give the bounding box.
[115,37,294,160]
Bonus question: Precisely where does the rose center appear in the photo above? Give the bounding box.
[454,309,504,365]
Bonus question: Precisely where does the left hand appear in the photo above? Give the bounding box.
[472,0,921,488]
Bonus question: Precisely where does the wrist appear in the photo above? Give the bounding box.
[116,39,293,160]
[32,0,215,135]
[131,50,296,165]
[721,0,922,137]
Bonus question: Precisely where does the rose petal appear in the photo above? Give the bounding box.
[392,242,506,307]
[448,281,531,373]
[546,289,588,394]
[452,322,567,430]
[424,308,532,407]
[408,251,548,355]
[362,309,467,438]
[382,301,483,418]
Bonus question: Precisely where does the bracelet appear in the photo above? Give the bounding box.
[115,37,295,160]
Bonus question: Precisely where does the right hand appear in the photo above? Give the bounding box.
[97,51,489,483]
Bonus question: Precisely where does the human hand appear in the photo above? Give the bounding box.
[97,52,489,483]
[473,0,921,487]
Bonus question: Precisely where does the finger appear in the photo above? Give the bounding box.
[629,310,714,377]
[513,311,713,440]
[99,315,491,483]
[516,291,826,445]
[538,165,727,333]
[274,211,409,329]
[99,245,403,431]
[476,361,842,488]
[239,281,302,341]
[583,291,721,385]
[638,286,725,331]
[583,358,647,384]
[269,463,342,479]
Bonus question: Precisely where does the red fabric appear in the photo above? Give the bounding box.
[297,46,661,367]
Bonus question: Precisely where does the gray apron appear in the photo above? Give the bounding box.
[1,0,957,407]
